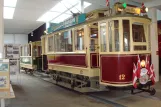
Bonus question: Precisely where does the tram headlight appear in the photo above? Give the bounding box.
[141,60,145,68]
[145,7,148,12]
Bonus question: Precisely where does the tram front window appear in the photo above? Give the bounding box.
[114,20,119,52]
[132,22,147,51]
[123,20,130,51]
[100,23,107,52]
[132,23,146,42]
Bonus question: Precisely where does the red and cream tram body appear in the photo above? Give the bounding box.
[41,3,155,93]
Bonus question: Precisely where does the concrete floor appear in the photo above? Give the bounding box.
[6,73,161,107]
[7,74,112,107]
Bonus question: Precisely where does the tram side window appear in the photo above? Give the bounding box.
[114,20,120,52]
[108,21,112,52]
[55,34,61,52]
[75,28,84,51]
[24,46,28,56]
[123,20,130,51]
[63,31,73,52]
[48,36,54,52]
[132,23,146,42]
[54,31,73,52]
[28,44,31,56]
[100,23,106,52]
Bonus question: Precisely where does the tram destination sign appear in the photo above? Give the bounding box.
[48,14,86,33]
[118,6,141,15]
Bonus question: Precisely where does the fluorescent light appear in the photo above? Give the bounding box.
[66,1,91,14]
[50,2,67,12]
[37,12,61,22]
[84,1,92,8]
[37,0,91,22]
[4,0,17,7]
[61,0,80,8]
[3,7,15,19]
[51,14,71,23]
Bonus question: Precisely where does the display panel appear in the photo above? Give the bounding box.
[0,59,10,90]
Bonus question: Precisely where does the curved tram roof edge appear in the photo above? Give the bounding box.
[41,14,151,38]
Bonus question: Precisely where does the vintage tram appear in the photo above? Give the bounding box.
[41,3,156,94]
[20,41,42,74]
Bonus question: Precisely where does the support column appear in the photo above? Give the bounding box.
[149,8,159,81]
[0,0,4,58]
[81,0,84,13]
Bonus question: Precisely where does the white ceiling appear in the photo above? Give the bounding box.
[4,0,60,34]
[3,0,161,34]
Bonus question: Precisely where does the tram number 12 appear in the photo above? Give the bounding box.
[119,74,125,80]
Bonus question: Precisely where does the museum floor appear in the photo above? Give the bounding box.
[6,73,161,107]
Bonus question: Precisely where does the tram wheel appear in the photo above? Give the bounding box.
[150,88,156,96]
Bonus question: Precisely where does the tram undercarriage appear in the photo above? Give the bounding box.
[47,70,106,92]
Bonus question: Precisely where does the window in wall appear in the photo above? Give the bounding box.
[75,28,84,51]
[100,23,106,52]
[123,20,130,51]
[114,20,119,51]
[132,22,146,42]
[108,21,113,52]
[48,36,54,52]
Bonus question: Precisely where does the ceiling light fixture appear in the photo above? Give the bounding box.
[4,0,18,7]
[37,0,91,22]
[51,14,71,23]
[3,7,15,19]
[37,12,60,22]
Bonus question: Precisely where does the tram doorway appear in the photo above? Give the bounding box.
[158,21,161,76]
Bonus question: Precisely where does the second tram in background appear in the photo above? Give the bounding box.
[20,41,42,74]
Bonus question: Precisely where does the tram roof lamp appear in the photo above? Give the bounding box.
[122,2,127,8]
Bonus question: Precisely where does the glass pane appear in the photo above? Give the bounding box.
[90,25,98,52]
[134,46,146,51]
[114,20,119,51]
[48,36,54,52]
[148,25,151,51]
[24,46,28,56]
[75,28,84,51]
[63,31,73,52]
[108,21,112,52]
[100,23,106,52]
[132,23,146,42]
[123,20,130,51]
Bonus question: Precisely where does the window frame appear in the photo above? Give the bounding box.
[74,26,86,52]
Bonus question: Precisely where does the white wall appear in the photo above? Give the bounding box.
[4,34,28,45]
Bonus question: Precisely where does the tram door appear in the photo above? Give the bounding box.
[89,23,99,67]
[158,22,161,75]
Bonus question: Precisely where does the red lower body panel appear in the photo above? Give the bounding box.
[100,54,150,84]
[48,54,87,67]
